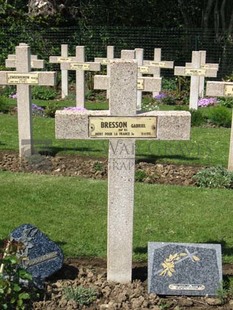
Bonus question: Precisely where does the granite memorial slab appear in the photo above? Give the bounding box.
[10,224,63,288]
[148,242,222,296]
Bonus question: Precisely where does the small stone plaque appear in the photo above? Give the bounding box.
[57,57,72,62]
[89,116,157,138]
[7,73,39,84]
[102,59,110,65]
[224,84,233,96]
[150,61,166,67]
[148,242,222,296]
[70,63,90,70]
[10,224,63,288]
[184,68,206,76]
[139,66,149,73]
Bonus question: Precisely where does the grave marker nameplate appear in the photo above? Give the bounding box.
[10,224,63,288]
[56,60,191,283]
[206,81,233,171]
[148,242,222,296]
[0,43,56,157]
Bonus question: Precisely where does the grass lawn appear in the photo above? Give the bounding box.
[0,171,233,262]
[0,99,233,264]
[0,113,230,167]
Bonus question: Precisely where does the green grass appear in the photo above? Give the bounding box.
[0,171,233,262]
[0,113,230,166]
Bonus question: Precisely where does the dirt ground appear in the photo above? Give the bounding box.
[1,151,233,309]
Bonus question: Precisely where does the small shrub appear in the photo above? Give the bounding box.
[154,92,176,105]
[162,78,177,91]
[32,86,57,100]
[0,239,39,310]
[135,169,147,182]
[32,103,44,117]
[0,96,9,113]
[218,97,233,108]
[208,106,232,128]
[44,102,59,118]
[193,166,233,189]
[0,86,16,98]
[63,286,97,306]
[93,161,104,172]
[189,109,206,127]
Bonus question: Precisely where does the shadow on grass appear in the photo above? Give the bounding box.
[37,146,103,157]
[136,154,199,164]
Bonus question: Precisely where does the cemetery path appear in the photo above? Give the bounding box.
[32,257,233,309]
[0,151,201,187]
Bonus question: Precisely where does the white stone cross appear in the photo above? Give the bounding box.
[94,49,162,111]
[55,60,191,283]
[95,46,115,99]
[6,54,44,69]
[185,50,219,98]
[143,48,174,97]
[206,81,233,171]
[174,51,218,110]
[49,44,70,98]
[0,43,56,157]
[60,46,101,107]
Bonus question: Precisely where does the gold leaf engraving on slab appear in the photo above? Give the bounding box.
[158,249,200,277]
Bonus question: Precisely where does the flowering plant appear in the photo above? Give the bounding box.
[9,93,17,99]
[198,97,218,108]
[154,92,167,100]
[64,107,87,112]
[32,103,44,116]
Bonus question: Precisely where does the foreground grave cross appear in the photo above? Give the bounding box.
[174,51,218,110]
[61,46,101,107]
[55,60,191,282]
[206,81,233,171]
[143,48,174,97]
[0,43,56,157]
[49,44,70,98]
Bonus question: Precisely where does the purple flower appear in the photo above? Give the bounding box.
[198,97,218,108]
[32,103,44,111]
[9,93,17,99]
[64,107,87,112]
[154,92,167,100]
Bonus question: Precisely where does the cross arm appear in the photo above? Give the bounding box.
[143,60,174,69]
[0,71,56,86]
[94,75,162,92]
[94,57,111,65]
[55,110,190,140]
[174,66,217,77]
[61,62,101,71]
[206,81,233,97]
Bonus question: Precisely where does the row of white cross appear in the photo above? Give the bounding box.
[50,45,219,111]
[0,43,232,165]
